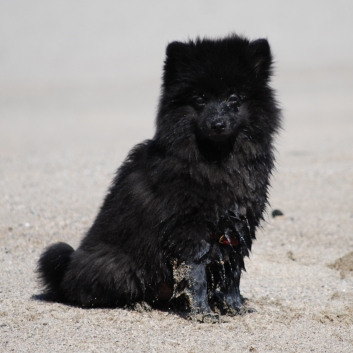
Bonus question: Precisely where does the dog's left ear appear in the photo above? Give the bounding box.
[248,39,272,77]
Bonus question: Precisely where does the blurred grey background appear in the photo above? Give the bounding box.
[1,0,352,172]
[2,0,353,82]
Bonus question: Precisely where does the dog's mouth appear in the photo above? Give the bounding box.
[197,124,234,142]
[196,135,236,161]
[198,116,241,143]
[206,124,241,143]
[208,133,231,142]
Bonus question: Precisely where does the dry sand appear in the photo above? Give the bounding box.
[1,67,353,352]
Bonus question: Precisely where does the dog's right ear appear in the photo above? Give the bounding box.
[163,41,192,86]
[166,41,190,61]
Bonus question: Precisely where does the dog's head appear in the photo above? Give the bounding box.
[156,35,280,157]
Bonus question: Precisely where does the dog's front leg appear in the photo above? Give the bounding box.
[186,262,211,318]
[173,260,219,323]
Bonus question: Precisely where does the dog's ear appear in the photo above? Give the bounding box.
[163,41,192,86]
[248,39,272,77]
[166,41,191,61]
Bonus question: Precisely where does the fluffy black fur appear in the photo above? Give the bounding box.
[37,34,281,321]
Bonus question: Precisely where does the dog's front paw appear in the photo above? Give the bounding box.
[223,302,256,316]
[212,292,256,316]
[187,308,220,323]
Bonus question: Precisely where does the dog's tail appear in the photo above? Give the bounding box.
[37,242,74,301]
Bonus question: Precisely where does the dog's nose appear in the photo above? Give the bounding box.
[211,120,226,133]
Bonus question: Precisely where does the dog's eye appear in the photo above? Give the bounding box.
[195,97,205,106]
[228,94,239,104]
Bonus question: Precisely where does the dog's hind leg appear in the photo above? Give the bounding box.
[60,248,144,307]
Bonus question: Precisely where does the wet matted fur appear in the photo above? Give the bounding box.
[37,34,281,322]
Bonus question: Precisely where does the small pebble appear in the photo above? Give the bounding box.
[272,209,284,218]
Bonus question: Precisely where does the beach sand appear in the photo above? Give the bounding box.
[1,67,353,352]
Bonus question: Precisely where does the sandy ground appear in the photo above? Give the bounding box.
[1,66,353,352]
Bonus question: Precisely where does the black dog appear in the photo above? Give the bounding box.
[37,34,281,322]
